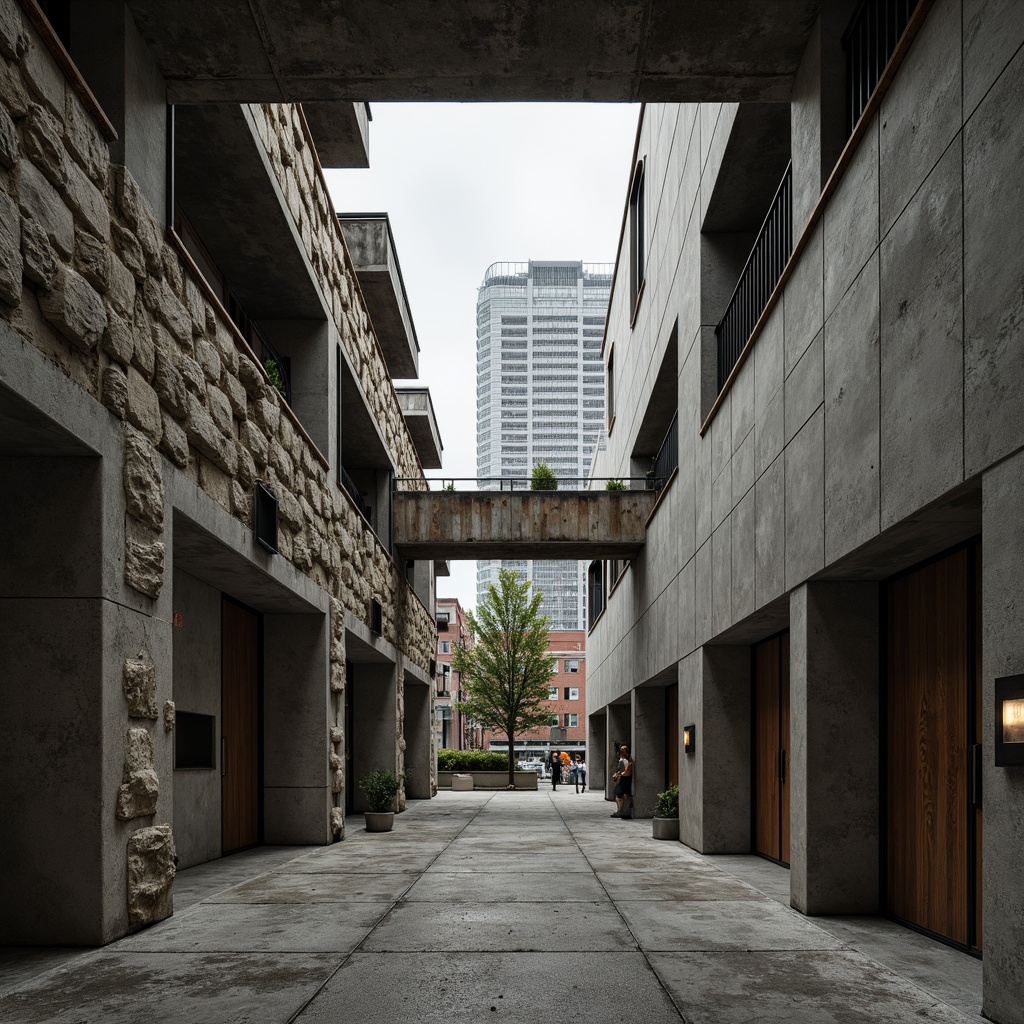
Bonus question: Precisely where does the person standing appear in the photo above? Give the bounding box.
[575,754,587,793]
[549,749,561,790]
[611,744,634,818]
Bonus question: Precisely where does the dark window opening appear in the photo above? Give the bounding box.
[629,163,646,316]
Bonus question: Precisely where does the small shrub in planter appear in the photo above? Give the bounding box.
[531,461,557,490]
[654,784,678,818]
[653,784,679,841]
[605,479,627,491]
[359,769,401,812]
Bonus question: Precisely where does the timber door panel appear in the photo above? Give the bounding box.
[753,633,789,865]
[886,548,969,946]
[222,598,259,854]
[780,633,791,865]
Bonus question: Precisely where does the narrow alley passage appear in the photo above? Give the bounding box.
[0,792,982,1023]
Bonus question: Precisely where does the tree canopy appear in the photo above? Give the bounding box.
[452,568,556,785]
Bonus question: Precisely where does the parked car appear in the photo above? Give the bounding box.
[517,760,549,778]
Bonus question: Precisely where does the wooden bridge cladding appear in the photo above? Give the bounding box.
[392,490,659,560]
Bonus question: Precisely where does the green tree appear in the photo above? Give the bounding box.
[531,460,557,490]
[452,569,556,786]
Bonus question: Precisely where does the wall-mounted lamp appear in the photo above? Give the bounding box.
[683,724,695,755]
[995,675,1024,766]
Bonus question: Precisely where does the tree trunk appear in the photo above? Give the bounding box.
[507,729,516,787]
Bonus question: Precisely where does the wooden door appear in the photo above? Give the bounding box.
[665,683,679,787]
[886,548,970,946]
[780,632,791,865]
[222,598,259,854]
[753,633,789,865]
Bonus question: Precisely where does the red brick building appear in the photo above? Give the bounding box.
[435,597,476,750]
[484,630,587,762]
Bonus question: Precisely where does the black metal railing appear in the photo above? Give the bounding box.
[843,0,920,135]
[650,411,679,488]
[715,163,792,392]
[393,476,653,492]
[340,466,372,522]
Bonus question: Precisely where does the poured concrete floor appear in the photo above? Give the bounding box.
[0,790,983,1023]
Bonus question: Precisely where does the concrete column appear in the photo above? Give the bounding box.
[982,454,1024,1024]
[588,711,607,791]
[790,582,879,915]
[350,661,399,813]
[632,687,667,818]
[699,645,751,852]
[263,612,331,844]
[403,679,432,799]
[606,701,631,800]
[790,0,860,228]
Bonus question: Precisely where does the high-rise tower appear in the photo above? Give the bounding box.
[475,261,611,629]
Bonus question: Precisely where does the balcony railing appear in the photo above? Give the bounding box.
[715,163,792,392]
[843,0,920,135]
[650,411,679,489]
[340,466,372,522]
[248,319,291,406]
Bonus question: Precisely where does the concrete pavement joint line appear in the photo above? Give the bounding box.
[547,791,689,1023]
[282,794,496,1024]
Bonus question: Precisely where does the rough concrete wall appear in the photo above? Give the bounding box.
[981,450,1024,1024]
[590,0,1020,701]
[170,568,222,869]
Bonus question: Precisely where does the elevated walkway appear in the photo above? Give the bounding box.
[392,482,658,560]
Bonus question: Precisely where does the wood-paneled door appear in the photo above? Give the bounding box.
[222,597,259,854]
[753,632,790,865]
[665,683,679,787]
[885,541,982,951]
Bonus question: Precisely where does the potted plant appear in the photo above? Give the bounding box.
[605,478,626,490]
[652,783,679,841]
[359,768,401,832]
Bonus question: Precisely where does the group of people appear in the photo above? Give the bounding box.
[546,744,635,819]
[548,751,588,792]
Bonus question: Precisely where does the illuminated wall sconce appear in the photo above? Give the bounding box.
[995,675,1024,766]
[683,724,695,755]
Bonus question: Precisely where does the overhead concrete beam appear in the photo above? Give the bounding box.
[126,1,821,104]
[392,489,659,560]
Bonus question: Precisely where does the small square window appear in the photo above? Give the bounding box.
[439,641,451,654]
[548,687,558,700]
[565,659,579,673]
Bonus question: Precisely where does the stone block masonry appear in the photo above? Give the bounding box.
[0,1,433,671]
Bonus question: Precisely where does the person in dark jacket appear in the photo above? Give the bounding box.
[549,749,561,790]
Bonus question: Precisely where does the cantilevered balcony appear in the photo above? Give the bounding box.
[395,388,443,470]
[338,215,420,379]
[392,480,658,561]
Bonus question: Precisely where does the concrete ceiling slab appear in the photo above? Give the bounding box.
[0,382,97,456]
[173,510,320,613]
[174,104,323,320]
[126,1,822,103]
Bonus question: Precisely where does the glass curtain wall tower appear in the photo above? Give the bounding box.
[476,261,612,629]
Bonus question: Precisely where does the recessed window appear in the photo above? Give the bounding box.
[440,641,451,654]
[564,659,580,673]
[629,161,646,317]
[548,686,559,700]
[563,687,580,701]
[563,713,579,728]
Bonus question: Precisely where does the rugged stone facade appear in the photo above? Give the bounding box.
[0,0,435,935]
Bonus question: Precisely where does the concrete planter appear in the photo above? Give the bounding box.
[437,771,539,791]
[364,811,395,833]
[652,816,679,841]
[451,773,474,792]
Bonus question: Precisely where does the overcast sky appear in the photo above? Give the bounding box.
[325,102,639,611]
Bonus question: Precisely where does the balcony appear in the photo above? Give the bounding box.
[715,162,793,391]
[395,388,443,469]
[338,215,420,379]
[302,102,370,168]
